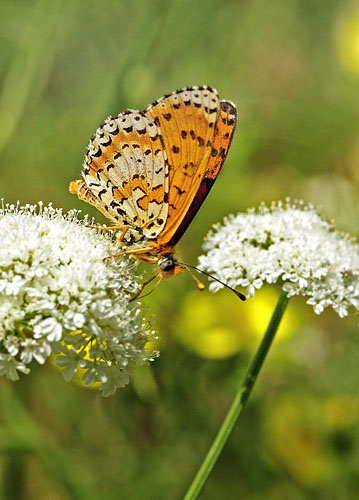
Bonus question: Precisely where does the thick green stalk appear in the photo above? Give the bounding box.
[184,290,290,500]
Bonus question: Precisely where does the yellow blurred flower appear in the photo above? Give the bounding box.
[265,392,357,487]
[244,287,300,342]
[324,394,358,428]
[174,287,299,359]
[335,10,359,74]
[265,397,331,486]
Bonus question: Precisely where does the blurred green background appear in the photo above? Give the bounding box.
[0,0,358,499]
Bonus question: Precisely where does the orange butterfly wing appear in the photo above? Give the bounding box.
[145,86,237,247]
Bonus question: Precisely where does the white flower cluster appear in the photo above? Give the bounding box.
[199,200,359,317]
[0,201,156,396]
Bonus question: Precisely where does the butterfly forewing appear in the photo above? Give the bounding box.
[167,100,237,246]
[145,85,221,243]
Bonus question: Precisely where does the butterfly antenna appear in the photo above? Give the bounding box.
[179,262,246,302]
[182,264,206,291]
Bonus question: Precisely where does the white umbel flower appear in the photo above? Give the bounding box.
[199,200,359,317]
[0,201,155,396]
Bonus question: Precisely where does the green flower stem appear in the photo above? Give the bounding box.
[184,290,290,500]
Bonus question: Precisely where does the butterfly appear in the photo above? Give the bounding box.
[69,85,242,299]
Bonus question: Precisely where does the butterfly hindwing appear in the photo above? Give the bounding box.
[71,111,170,242]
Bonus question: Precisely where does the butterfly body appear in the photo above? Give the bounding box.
[70,85,237,286]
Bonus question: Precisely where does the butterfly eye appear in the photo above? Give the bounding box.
[159,257,175,272]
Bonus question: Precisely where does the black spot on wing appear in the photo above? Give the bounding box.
[174,186,186,195]
[98,189,107,200]
[93,147,102,158]
[101,137,112,147]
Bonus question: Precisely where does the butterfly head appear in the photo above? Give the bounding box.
[158,254,183,279]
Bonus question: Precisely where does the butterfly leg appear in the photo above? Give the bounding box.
[86,223,128,233]
[129,272,161,302]
[117,226,130,242]
[103,246,157,262]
